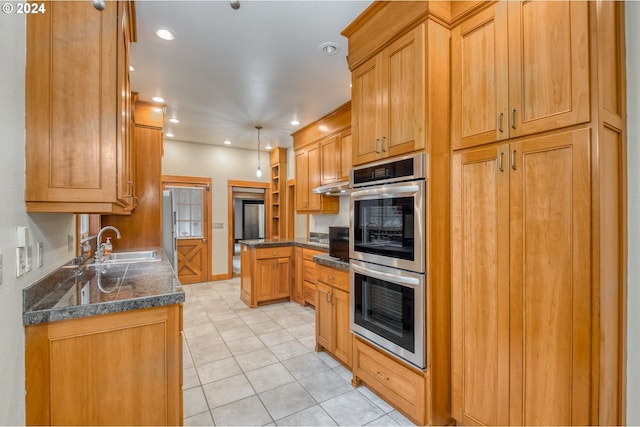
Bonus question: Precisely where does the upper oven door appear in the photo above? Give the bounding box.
[350,179,425,273]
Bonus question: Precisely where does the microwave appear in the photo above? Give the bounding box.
[329,226,349,261]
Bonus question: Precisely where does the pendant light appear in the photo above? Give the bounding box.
[255,125,263,178]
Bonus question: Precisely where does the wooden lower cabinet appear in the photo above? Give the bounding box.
[452,127,594,425]
[352,336,427,425]
[314,264,351,368]
[25,305,183,426]
[240,245,292,308]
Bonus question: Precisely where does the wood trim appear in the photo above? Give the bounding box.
[211,273,231,281]
[162,175,212,186]
[227,180,271,279]
[287,180,295,239]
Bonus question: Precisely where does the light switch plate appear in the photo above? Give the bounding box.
[213,222,224,229]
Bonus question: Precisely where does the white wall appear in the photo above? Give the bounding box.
[626,2,640,424]
[162,140,270,275]
[309,196,350,233]
[0,15,76,425]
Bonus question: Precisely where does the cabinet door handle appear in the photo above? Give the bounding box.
[375,138,381,154]
[381,136,387,152]
[511,149,517,171]
[499,152,504,172]
[498,112,504,133]
[326,291,330,304]
[376,371,389,381]
[511,108,517,130]
[326,275,335,281]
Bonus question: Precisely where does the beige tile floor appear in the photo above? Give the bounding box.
[181,278,417,426]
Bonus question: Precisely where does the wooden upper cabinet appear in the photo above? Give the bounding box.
[352,25,425,165]
[293,102,347,214]
[320,130,352,184]
[507,1,590,137]
[451,1,590,150]
[320,135,340,184]
[451,3,509,150]
[25,1,135,214]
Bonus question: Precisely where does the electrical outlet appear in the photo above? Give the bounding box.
[67,235,74,252]
[26,246,32,273]
[37,242,44,268]
[0,252,3,285]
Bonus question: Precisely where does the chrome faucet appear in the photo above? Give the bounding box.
[95,225,121,260]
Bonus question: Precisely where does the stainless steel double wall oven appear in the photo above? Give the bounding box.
[349,153,427,369]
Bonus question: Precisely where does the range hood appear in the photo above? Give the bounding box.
[312,180,351,196]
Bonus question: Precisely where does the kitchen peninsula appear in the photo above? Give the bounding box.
[23,251,184,426]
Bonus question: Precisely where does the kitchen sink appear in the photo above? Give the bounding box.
[103,250,160,263]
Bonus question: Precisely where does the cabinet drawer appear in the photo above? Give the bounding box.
[303,281,316,306]
[303,248,324,261]
[353,338,426,425]
[256,246,292,259]
[303,260,316,282]
[316,264,349,293]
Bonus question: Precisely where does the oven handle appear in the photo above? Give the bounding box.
[351,263,420,288]
[350,184,420,200]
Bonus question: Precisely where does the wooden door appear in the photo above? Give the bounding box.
[320,135,340,184]
[352,54,382,166]
[307,144,322,211]
[383,24,425,157]
[295,150,309,211]
[507,1,590,138]
[451,3,508,150]
[316,282,333,351]
[332,287,352,367]
[177,238,207,285]
[451,144,510,426]
[274,257,292,299]
[340,131,352,180]
[508,128,591,426]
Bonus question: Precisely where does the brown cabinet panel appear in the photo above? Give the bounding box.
[315,265,351,368]
[452,144,509,426]
[241,244,292,307]
[452,1,590,151]
[452,128,592,426]
[26,305,183,426]
[25,1,135,213]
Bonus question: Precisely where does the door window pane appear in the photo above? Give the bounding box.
[172,187,204,238]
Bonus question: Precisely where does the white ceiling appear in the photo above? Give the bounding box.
[130,0,372,151]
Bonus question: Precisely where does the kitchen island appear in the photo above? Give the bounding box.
[23,251,184,426]
[238,238,329,308]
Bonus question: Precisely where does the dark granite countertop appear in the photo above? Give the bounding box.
[313,254,350,272]
[239,238,329,252]
[23,249,184,325]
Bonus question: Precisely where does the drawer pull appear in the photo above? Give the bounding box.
[376,371,389,381]
[326,275,335,281]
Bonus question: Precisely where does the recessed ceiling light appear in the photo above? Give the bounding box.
[291,120,300,126]
[152,96,165,103]
[169,118,180,124]
[156,28,175,41]
[319,42,339,56]
[224,140,231,145]
[153,107,162,112]
[129,65,135,72]
[165,132,174,138]
[265,145,272,150]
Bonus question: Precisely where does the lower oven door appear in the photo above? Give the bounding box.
[350,260,425,369]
